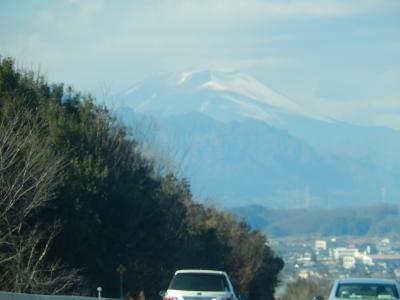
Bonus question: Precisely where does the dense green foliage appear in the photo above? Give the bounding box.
[231,204,400,237]
[0,57,283,299]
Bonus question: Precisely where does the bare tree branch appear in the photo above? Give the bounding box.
[0,112,85,294]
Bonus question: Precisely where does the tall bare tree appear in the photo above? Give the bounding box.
[0,113,84,294]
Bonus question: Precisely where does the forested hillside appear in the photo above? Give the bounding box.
[0,57,283,299]
[231,204,400,237]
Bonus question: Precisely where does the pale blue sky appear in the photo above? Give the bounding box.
[1,0,399,129]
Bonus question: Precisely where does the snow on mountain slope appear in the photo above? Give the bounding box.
[114,70,400,208]
[116,70,327,123]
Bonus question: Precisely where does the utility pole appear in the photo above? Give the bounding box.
[117,264,127,299]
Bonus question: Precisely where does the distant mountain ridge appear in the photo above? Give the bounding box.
[229,204,400,237]
[114,70,400,208]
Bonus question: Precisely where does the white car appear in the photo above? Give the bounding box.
[315,278,400,300]
[161,269,238,300]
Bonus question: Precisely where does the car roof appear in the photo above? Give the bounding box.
[336,278,398,285]
[174,269,227,275]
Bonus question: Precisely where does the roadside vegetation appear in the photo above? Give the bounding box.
[0,57,283,299]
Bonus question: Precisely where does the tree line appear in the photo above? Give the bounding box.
[0,57,283,300]
[231,204,400,237]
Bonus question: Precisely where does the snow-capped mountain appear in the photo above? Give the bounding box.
[117,70,327,123]
[114,70,400,208]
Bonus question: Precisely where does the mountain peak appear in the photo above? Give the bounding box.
[175,70,213,87]
[116,69,323,123]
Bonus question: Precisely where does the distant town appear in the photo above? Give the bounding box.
[271,235,400,283]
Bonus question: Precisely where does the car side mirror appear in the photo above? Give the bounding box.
[159,291,166,298]
[313,296,324,300]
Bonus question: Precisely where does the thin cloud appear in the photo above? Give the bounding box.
[259,0,400,18]
[68,0,105,16]
[0,0,398,131]
[155,0,399,21]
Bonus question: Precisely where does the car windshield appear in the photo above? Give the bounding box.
[336,283,399,299]
[169,273,229,292]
